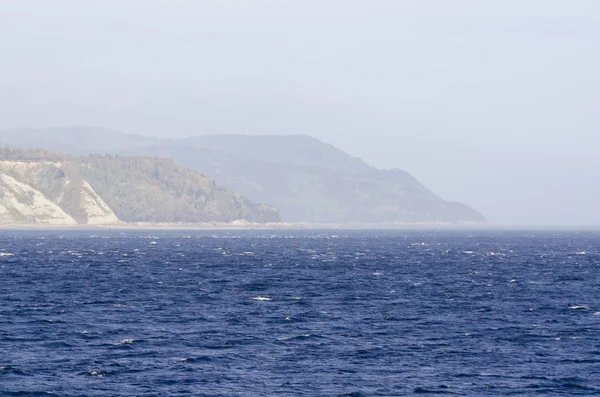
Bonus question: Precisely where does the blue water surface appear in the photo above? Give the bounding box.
[1,229,599,396]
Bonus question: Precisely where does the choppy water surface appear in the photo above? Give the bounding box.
[1,230,600,396]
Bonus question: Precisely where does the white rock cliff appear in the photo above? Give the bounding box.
[0,161,120,225]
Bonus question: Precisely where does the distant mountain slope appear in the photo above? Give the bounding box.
[182,134,378,176]
[0,127,485,224]
[0,147,280,225]
[125,144,484,223]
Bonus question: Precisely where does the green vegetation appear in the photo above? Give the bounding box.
[79,155,280,223]
[0,147,280,224]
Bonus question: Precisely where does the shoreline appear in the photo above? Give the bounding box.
[0,222,599,232]
[0,222,294,231]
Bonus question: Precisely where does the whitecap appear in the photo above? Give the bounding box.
[118,338,138,345]
[278,334,311,341]
[0,253,13,257]
[569,305,591,310]
[463,251,474,254]
[252,296,272,301]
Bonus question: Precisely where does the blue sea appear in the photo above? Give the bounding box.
[1,230,599,396]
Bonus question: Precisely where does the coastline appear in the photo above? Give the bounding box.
[0,221,487,231]
[0,221,295,231]
[1,221,598,232]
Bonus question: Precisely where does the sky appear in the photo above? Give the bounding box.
[1,0,599,226]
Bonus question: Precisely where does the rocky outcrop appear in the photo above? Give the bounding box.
[77,181,121,224]
[0,160,120,225]
[0,173,77,225]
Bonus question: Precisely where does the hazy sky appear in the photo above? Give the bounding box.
[1,0,599,225]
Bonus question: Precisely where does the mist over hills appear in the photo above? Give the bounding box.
[0,126,485,224]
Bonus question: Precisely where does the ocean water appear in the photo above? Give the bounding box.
[1,230,599,396]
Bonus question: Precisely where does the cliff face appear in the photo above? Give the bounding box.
[0,173,77,225]
[0,160,120,225]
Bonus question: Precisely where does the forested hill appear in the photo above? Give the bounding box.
[78,155,280,223]
[0,147,280,224]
